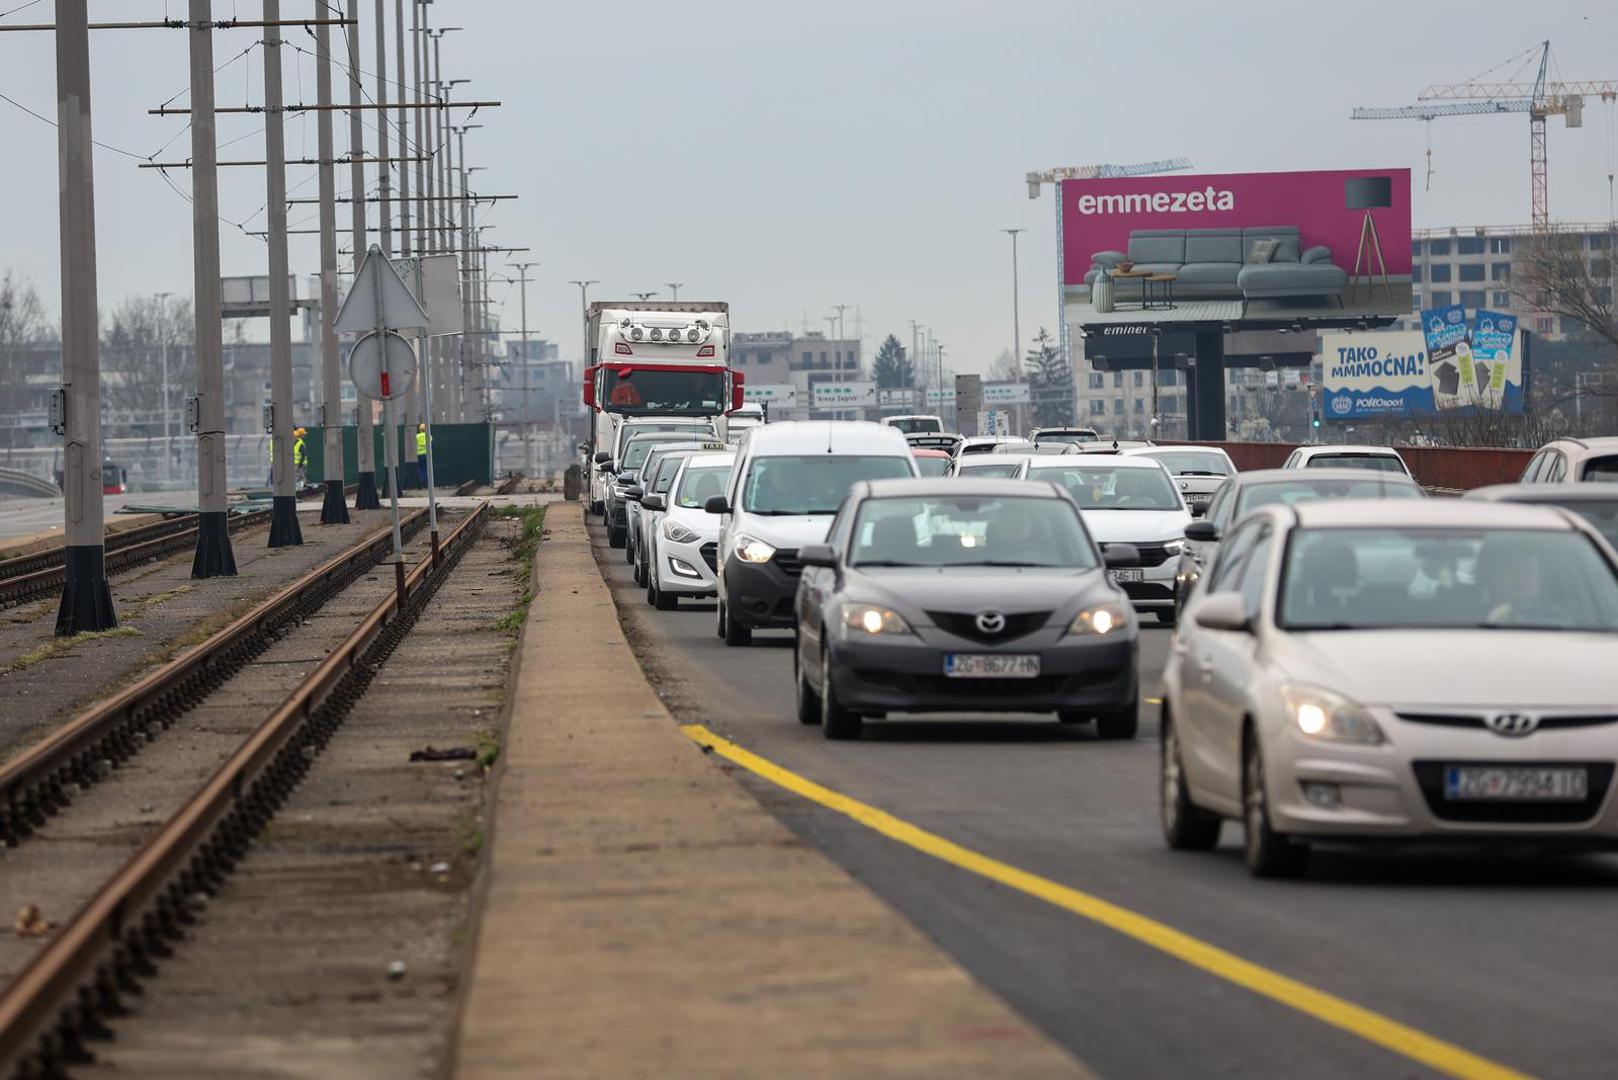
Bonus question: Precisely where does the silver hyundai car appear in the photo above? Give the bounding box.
[794,478,1141,740]
[1163,499,1618,877]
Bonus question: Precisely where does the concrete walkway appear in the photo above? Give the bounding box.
[455,508,1088,1079]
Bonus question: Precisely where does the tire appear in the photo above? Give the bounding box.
[1161,707,1221,851]
[624,530,636,564]
[723,597,753,646]
[608,525,626,549]
[653,581,677,610]
[795,642,822,724]
[590,499,603,516]
[820,643,861,740]
[715,595,727,639]
[1156,608,1178,628]
[1242,732,1309,878]
[1094,696,1139,740]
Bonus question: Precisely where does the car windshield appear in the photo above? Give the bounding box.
[622,436,689,471]
[1030,465,1182,511]
[650,453,693,493]
[674,465,732,509]
[1238,477,1422,515]
[849,495,1099,569]
[1544,499,1618,550]
[1305,453,1405,473]
[913,457,951,478]
[601,367,726,415]
[1279,527,1618,632]
[742,455,914,515]
[956,462,1021,479]
[1035,432,1098,445]
[888,417,941,434]
[1145,450,1231,477]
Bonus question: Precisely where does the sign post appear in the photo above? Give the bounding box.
[399,252,461,562]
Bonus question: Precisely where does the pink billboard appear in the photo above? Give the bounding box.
[1062,168,1412,327]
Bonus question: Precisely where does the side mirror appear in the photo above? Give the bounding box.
[594,451,612,465]
[1193,593,1251,633]
[798,544,837,568]
[641,494,666,512]
[1102,543,1140,568]
[704,495,730,515]
[1185,520,1219,542]
[622,485,644,501]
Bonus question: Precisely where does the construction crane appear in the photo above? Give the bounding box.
[1026,157,1192,198]
[1352,41,1618,230]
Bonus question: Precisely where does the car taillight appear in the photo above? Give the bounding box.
[615,342,632,355]
[697,345,715,357]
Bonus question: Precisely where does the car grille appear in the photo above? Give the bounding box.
[926,610,1053,644]
[773,549,802,576]
[1397,712,1618,732]
[1411,761,1615,824]
[1116,581,1173,601]
[699,542,718,572]
[1128,542,1177,568]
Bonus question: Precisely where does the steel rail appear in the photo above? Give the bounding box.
[494,474,521,496]
[0,508,428,847]
[0,512,252,582]
[0,503,487,1077]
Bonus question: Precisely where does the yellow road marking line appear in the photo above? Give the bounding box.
[1146,696,1162,705]
[680,723,1534,1080]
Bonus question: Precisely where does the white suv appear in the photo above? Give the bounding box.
[1521,437,1618,484]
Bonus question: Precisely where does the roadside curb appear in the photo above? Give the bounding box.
[453,506,1089,1078]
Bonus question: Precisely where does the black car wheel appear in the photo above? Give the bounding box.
[794,643,821,725]
[722,589,752,646]
[624,529,637,564]
[653,578,677,610]
[820,643,861,740]
[1161,707,1221,851]
[1094,694,1139,740]
[608,524,626,549]
[1243,732,1309,878]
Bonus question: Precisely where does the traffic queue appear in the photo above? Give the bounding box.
[589,420,1618,877]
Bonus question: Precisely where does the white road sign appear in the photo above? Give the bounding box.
[395,253,463,336]
[983,382,1031,404]
[348,330,418,400]
[335,245,429,333]
[925,387,957,404]
[744,383,797,405]
[811,381,877,408]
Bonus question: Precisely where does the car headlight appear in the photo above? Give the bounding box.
[1068,601,1130,636]
[663,520,701,544]
[734,535,775,563]
[842,605,912,635]
[1280,684,1383,745]
[1161,539,1186,555]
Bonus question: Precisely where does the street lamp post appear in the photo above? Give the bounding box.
[1001,227,1024,434]
[664,282,683,301]
[511,261,538,476]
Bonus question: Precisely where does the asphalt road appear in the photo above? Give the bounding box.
[0,490,198,544]
[593,520,1618,1080]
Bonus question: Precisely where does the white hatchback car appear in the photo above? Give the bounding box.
[1014,454,1191,625]
[1282,444,1410,475]
[1163,499,1618,877]
[1121,445,1236,516]
[642,451,735,610]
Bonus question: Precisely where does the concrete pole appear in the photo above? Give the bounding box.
[189,0,236,577]
[393,0,417,433]
[1003,227,1024,435]
[372,0,391,256]
[408,0,441,550]
[53,0,116,634]
[315,6,349,524]
[456,133,474,425]
[263,0,302,547]
[347,0,381,508]
[513,262,535,475]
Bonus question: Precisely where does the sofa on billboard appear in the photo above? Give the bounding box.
[1083,226,1348,304]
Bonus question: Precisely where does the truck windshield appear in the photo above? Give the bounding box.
[887,417,941,434]
[602,367,726,415]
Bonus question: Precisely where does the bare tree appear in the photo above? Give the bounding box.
[987,348,1021,383]
[100,294,196,421]
[1513,229,1618,352]
[0,270,54,433]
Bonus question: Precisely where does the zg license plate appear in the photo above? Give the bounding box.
[1444,766,1588,801]
[1108,568,1144,583]
[944,654,1040,679]
[1185,492,1212,503]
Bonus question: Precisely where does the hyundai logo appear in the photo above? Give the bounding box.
[975,611,1007,635]
[1485,712,1539,737]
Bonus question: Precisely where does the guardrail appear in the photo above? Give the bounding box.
[1163,441,1532,491]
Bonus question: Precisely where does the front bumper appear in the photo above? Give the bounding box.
[654,534,719,596]
[1264,710,1618,843]
[722,553,801,628]
[826,628,1137,715]
[1110,557,1177,612]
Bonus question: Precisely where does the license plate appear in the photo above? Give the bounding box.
[1108,568,1144,583]
[1444,766,1588,802]
[1185,492,1212,503]
[944,653,1040,679]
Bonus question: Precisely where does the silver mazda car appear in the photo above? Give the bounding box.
[1163,499,1618,877]
[793,478,1141,740]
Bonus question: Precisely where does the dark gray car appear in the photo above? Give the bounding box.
[1465,482,1618,551]
[793,478,1140,740]
[1175,467,1425,612]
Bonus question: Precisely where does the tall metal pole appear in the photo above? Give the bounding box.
[372,0,391,255]
[263,0,302,546]
[346,0,381,508]
[54,0,116,634]
[1002,227,1024,435]
[408,2,440,553]
[189,0,236,577]
[908,319,922,411]
[665,282,683,300]
[456,127,474,424]
[156,291,173,486]
[393,0,416,433]
[315,4,349,524]
[512,261,536,475]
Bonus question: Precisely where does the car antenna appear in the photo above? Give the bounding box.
[826,422,834,454]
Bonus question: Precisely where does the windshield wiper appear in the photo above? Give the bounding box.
[852,560,925,568]
[947,560,1059,568]
[1177,470,1226,477]
[747,509,831,516]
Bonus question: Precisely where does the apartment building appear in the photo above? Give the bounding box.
[730,330,863,418]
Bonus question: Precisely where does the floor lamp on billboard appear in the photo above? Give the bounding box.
[1346,176,1394,301]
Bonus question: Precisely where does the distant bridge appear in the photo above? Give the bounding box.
[0,467,60,499]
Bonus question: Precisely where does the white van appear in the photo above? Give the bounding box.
[707,422,917,645]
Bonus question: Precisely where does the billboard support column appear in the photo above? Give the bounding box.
[1189,330,1227,441]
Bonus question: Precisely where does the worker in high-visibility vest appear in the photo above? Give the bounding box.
[416,423,429,488]
[293,428,309,488]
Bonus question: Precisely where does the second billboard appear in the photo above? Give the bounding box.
[1063,169,1412,330]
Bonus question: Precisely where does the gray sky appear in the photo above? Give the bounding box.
[2,0,1616,375]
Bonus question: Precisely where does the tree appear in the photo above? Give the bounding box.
[871,333,914,388]
[100,294,196,421]
[1025,328,1074,426]
[988,348,1021,383]
[0,270,54,437]
[1513,229,1618,353]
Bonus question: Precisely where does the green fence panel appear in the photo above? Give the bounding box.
[303,422,493,489]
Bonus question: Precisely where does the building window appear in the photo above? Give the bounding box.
[1489,237,1511,254]
[1089,399,1106,417]
[1491,263,1510,282]
[1161,394,1179,414]
[1412,291,1423,311]
[1459,290,1486,309]
[1536,316,1553,333]
[756,352,771,365]
[1457,237,1485,255]
[1411,265,1422,283]
[1112,398,1124,415]
[1133,370,1145,387]
[1591,258,1611,280]
[801,351,812,367]
[1088,372,1105,389]
[1459,264,1484,282]
[1428,238,1451,256]
[819,351,828,368]
[1429,290,1453,308]
[1133,397,1145,413]
[1588,234,1609,251]
[1411,240,1422,257]
[1429,264,1452,283]
[1111,371,1123,388]
[1160,369,1179,387]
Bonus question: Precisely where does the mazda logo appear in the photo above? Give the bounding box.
[1485,713,1539,737]
[974,611,1007,635]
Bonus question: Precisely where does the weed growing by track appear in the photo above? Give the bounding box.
[3,626,141,674]
[491,504,546,636]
